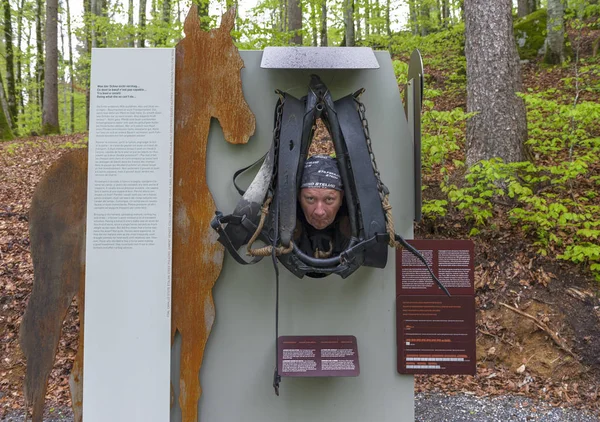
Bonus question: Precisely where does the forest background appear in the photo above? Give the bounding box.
[2,0,600,417]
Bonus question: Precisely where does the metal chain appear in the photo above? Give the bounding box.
[354,96,399,248]
[355,98,386,201]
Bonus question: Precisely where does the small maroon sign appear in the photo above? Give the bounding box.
[396,239,476,375]
[278,335,360,377]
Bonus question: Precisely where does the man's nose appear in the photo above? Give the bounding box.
[314,203,326,216]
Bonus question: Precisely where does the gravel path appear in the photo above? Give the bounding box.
[415,393,600,422]
[3,393,599,421]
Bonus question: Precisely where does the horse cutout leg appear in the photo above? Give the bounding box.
[171,7,255,421]
[20,149,87,422]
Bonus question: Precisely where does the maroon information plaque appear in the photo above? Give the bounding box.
[278,336,360,377]
[396,239,476,375]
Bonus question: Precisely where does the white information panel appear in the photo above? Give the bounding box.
[84,48,175,422]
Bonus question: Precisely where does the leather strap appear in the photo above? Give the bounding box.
[211,212,264,266]
[277,94,305,247]
[335,95,388,269]
[233,153,267,196]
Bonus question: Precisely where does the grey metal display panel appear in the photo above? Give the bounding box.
[170,50,415,422]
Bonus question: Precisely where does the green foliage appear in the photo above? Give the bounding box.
[420,86,600,280]
[389,23,465,80]
[392,60,409,85]
[58,136,88,149]
[421,107,471,171]
[422,198,448,219]
[514,9,547,61]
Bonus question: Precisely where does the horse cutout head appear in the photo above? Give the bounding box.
[178,6,255,145]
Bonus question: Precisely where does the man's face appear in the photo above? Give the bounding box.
[299,188,344,230]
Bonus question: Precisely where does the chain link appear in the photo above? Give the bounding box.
[355,98,386,202]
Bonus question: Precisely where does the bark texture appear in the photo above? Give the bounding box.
[66,0,75,132]
[288,0,302,45]
[464,0,527,166]
[35,0,44,111]
[128,0,134,47]
[344,0,355,46]
[138,0,147,46]
[320,0,327,46]
[42,0,59,134]
[4,0,16,126]
[517,0,530,18]
[0,72,13,140]
[545,0,565,64]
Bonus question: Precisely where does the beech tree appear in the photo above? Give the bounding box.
[139,0,147,47]
[545,0,565,64]
[344,0,355,46]
[35,0,44,111]
[4,0,16,128]
[128,0,134,47]
[0,73,14,140]
[42,0,59,133]
[288,0,302,44]
[464,0,527,166]
[320,0,327,46]
[65,0,75,132]
[517,0,538,17]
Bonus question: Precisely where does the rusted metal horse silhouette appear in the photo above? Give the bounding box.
[19,7,255,421]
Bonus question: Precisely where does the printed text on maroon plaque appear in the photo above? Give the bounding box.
[278,336,360,377]
[396,239,476,375]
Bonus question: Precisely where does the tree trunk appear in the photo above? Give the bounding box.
[420,1,430,36]
[0,73,14,140]
[25,20,33,129]
[344,0,355,46]
[42,0,59,134]
[139,0,147,46]
[356,4,361,42]
[66,0,75,132]
[310,0,318,46]
[374,0,380,34]
[128,0,134,47]
[16,0,24,115]
[83,0,91,129]
[464,0,527,166]
[36,0,44,113]
[442,0,449,27]
[364,0,369,36]
[279,0,286,32]
[160,0,171,45]
[320,0,327,46]
[385,0,390,35]
[60,10,67,132]
[528,0,537,13]
[409,0,417,35]
[4,0,16,128]
[544,0,565,64]
[517,0,529,18]
[91,0,103,48]
[288,0,302,45]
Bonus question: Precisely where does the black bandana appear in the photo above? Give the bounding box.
[300,155,343,191]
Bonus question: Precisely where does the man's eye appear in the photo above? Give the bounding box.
[305,197,314,202]
[325,198,335,204]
